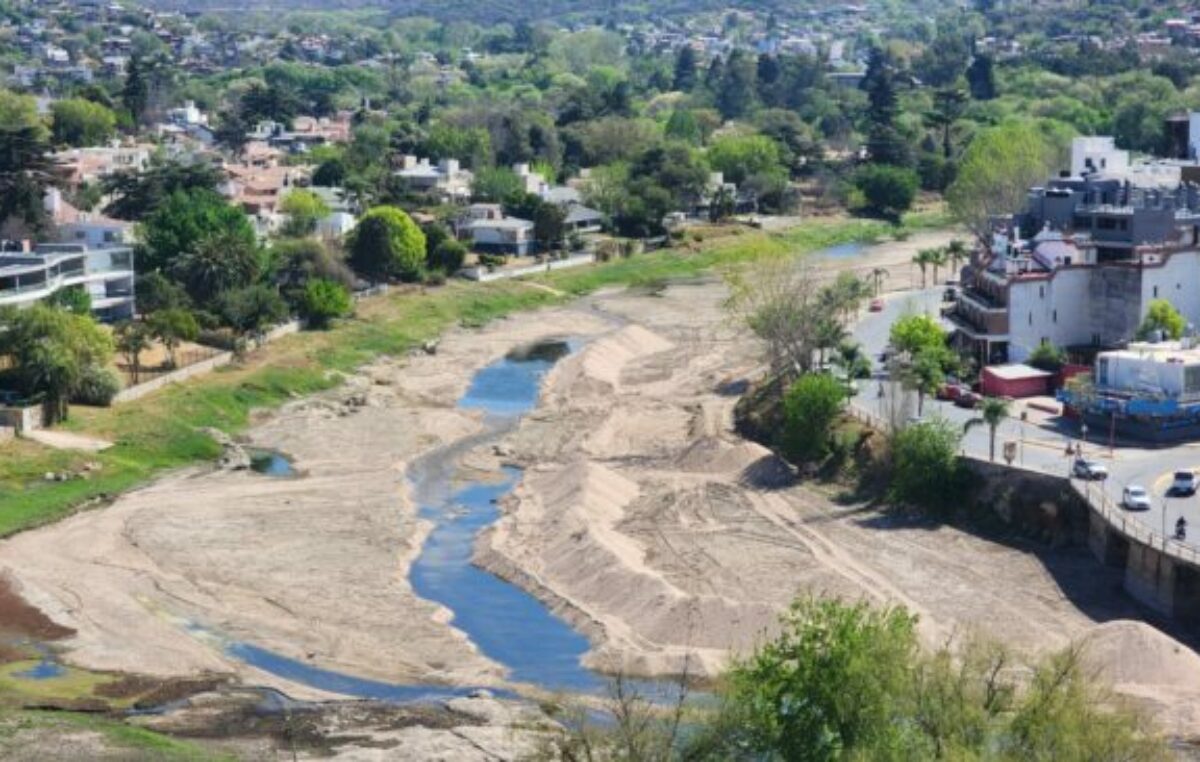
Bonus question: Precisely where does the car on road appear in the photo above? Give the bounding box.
[1072,459,1108,481]
[1122,485,1152,511]
[954,391,981,409]
[1171,471,1199,496]
[869,298,884,312]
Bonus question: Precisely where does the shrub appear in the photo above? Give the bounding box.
[478,252,506,269]
[427,238,467,274]
[780,373,846,463]
[298,279,351,330]
[1028,341,1067,373]
[889,416,964,514]
[72,365,121,406]
[853,164,919,221]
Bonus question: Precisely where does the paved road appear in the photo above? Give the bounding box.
[848,287,1200,552]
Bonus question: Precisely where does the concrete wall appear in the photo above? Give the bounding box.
[0,403,42,433]
[461,253,596,283]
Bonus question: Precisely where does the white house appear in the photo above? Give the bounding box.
[395,155,473,202]
[464,204,534,255]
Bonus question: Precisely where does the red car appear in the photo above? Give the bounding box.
[954,391,981,409]
[937,382,966,401]
[868,298,884,312]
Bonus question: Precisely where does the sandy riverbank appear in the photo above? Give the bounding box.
[2,231,1199,742]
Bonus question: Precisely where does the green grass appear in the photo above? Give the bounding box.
[0,213,953,537]
[0,710,229,760]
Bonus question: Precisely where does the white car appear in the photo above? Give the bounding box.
[1122,485,1152,511]
[1072,459,1108,481]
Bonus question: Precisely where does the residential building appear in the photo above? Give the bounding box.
[0,241,135,322]
[463,204,534,256]
[949,136,1200,366]
[395,155,474,203]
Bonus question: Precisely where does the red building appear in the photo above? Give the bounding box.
[981,364,1053,398]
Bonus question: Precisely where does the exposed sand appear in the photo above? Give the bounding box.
[0,232,1196,740]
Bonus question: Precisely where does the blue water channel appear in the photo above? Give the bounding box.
[816,241,869,259]
[225,339,606,698]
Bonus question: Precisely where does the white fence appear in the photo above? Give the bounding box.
[460,253,597,282]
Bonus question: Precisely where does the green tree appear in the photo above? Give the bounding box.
[170,230,264,305]
[115,320,152,385]
[890,313,947,356]
[472,166,524,203]
[139,189,257,276]
[965,396,1010,462]
[672,45,698,91]
[1137,299,1186,340]
[912,247,947,288]
[532,202,567,253]
[0,304,113,424]
[51,98,117,147]
[347,206,426,282]
[854,164,918,221]
[216,284,288,337]
[428,238,467,274]
[122,54,148,124]
[298,278,351,330]
[103,160,224,221]
[947,121,1065,244]
[148,308,199,368]
[45,286,91,315]
[706,134,783,186]
[902,347,947,416]
[1028,341,1068,373]
[890,416,963,513]
[0,91,54,237]
[279,189,330,237]
[780,373,846,462]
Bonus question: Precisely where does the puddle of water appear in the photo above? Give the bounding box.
[458,340,574,417]
[249,450,296,477]
[13,659,64,680]
[816,241,869,259]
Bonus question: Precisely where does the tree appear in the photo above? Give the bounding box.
[170,230,264,305]
[890,417,963,513]
[854,165,918,221]
[103,160,224,221]
[279,189,330,237]
[298,279,351,330]
[664,109,701,144]
[0,92,55,237]
[706,134,783,187]
[890,313,947,356]
[710,597,921,759]
[925,88,967,159]
[715,49,758,120]
[427,238,467,274]
[861,47,910,166]
[945,238,968,276]
[726,258,824,382]
[0,304,113,424]
[902,347,946,416]
[213,109,249,156]
[1028,342,1068,373]
[216,284,288,337]
[966,54,997,101]
[965,397,1010,462]
[51,98,117,147]
[947,121,1064,245]
[780,373,845,463]
[122,54,149,124]
[1137,299,1186,340]
[45,286,91,315]
[140,189,258,277]
[912,248,946,288]
[149,308,199,368]
[870,267,889,297]
[833,341,872,394]
[672,45,698,92]
[135,271,190,315]
[115,321,152,384]
[472,166,524,203]
[532,202,567,253]
[347,206,426,282]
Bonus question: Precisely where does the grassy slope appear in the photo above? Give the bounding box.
[0,709,227,761]
[0,213,949,537]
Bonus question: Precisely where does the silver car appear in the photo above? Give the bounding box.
[1123,485,1152,511]
[1072,459,1108,481]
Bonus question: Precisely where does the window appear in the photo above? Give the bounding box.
[1028,312,1033,326]
[1053,309,1058,323]
[1154,286,1159,297]
[1039,285,1045,298]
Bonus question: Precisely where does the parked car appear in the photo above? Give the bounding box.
[943,286,957,302]
[954,391,981,409]
[1122,485,1152,511]
[937,382,968,401]
[1072,459,1108,481]
[1171,471,1199,497]
[869,298,884,312]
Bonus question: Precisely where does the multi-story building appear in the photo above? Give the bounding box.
[0,242,135,322]
[950,136,1200,367]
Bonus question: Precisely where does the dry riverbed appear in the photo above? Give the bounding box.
[1,235,1200,754]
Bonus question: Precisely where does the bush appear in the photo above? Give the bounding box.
[780,373,846,463]
[72,365,121,406]
[427,238,467,274]
[889,416,964,513]
[853,164,919,221]
[478,252,506,269]
[1028,341,1067,372]
[298,279,351,330]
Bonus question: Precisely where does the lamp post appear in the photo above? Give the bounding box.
[1080,422,1088,457]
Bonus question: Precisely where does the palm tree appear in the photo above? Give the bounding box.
[928,247,948,286]
[870,267,888,297]
[912,249,936,289]
[964,397,1010,462]
[834,341,871,394]
[946,239,968,277]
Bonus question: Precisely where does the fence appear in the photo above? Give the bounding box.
[116,346,224,388]
[460,253,597,282]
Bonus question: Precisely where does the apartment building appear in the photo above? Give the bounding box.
[950,136,1200,366]
[0,242,135,322]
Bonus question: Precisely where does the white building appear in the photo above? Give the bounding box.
[1095,341,1200,401]
[463,204,534,255]
[395,155,473,202]
[0,242,135,322]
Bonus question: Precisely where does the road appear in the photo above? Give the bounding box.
[849,286,1200,553]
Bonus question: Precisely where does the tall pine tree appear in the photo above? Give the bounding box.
[673,46,698,92]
